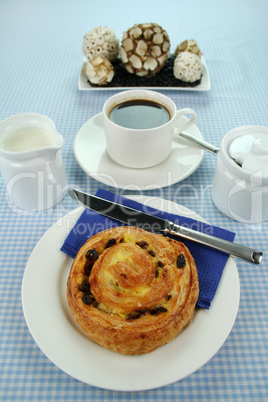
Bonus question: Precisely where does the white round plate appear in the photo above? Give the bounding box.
[22,196,240,392]
[78,57,211,91]
[73,113,204,190]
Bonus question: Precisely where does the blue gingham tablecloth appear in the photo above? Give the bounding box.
[0,0,267,400]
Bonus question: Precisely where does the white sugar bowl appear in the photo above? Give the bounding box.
[212,125,268,223]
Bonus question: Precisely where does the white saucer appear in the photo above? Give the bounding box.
[73,113,204,190]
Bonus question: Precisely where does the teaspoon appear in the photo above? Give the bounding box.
[179,132,220,154]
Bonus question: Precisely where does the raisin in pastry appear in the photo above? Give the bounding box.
[67,226,199,355]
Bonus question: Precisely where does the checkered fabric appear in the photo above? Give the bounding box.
[0,0,267,400]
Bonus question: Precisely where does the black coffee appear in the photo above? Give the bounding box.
[109,99,171,129]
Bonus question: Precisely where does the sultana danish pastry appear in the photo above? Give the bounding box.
[67,226,199,355]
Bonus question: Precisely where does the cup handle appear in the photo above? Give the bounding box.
[173,108,197,134]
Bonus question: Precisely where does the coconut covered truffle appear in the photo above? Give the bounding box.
[84,56,114,85]
[119,23,170,78]
[83,26,119,62]
[173,52,202,83]
[175,39,202,58]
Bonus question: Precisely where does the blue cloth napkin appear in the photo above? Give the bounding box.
[61,188,236,309]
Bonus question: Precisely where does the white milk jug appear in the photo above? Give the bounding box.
[0,113,67,211]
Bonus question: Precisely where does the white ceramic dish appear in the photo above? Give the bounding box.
[212,125,268,223]
[73,113,205,190]
[78,56,211,91]
[22,196,240,392]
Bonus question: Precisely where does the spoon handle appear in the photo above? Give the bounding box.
[179,132,220,154]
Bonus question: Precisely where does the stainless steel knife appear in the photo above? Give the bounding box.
[69,189,263,265]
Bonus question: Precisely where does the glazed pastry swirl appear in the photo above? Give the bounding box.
[67,226,199,355]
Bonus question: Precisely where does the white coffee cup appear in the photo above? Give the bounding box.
[103,89,197,168]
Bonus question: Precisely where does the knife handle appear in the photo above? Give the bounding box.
[163,222,263,265]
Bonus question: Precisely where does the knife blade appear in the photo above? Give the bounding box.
[69,189,263,265]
